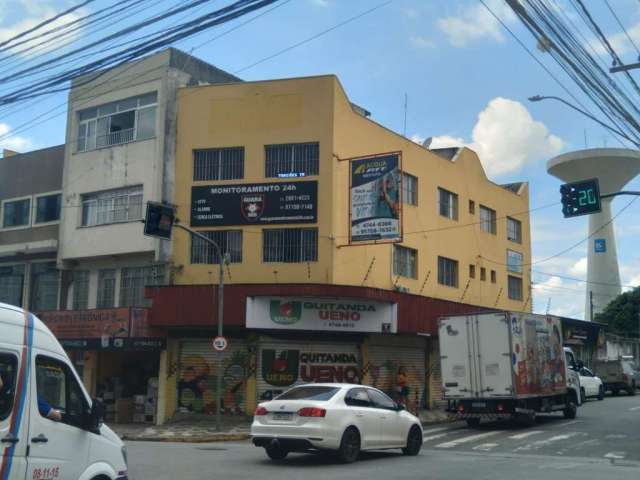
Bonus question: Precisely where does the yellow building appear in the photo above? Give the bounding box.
[173,75,531,309]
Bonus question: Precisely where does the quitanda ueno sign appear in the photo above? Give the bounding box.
[246,296,397,333]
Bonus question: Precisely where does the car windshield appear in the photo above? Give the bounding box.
[276,386,340,401]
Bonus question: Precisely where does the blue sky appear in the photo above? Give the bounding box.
[2,0,640,320]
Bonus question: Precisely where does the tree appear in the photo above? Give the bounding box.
[595,287,640,337]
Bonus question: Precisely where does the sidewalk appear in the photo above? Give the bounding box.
[113,409,452,443]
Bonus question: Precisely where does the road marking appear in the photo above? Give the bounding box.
[629,406,640,411]
[514,432,582,452]
[472,443,498,451]
[604,452,626,460]
[508,430,544,440]
[422,427,450,435]
[561,420,583,426]
[436,431,502,449]
[422,433,450,442]
[605,434,627,439]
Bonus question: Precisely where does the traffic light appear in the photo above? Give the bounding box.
[560,178,601,218]
[143,202,175,239]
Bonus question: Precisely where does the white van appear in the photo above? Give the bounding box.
[0,302,128,480]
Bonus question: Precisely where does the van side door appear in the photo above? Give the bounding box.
[1,350,28,480]
[26,353,90,480]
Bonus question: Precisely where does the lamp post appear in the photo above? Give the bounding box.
[528,95,640,148]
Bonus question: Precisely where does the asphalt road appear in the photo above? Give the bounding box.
[127,394,640,480]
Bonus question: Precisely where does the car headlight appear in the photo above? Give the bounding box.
[121,446,128,467]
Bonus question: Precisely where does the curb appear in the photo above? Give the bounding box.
[121,432,250,443]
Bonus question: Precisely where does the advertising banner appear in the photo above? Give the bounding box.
[191,181,317,227]
[350,153,401,242]
[246,296,397,333]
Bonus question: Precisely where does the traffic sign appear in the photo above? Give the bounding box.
[212,336,228,352]
[560,178,601,218]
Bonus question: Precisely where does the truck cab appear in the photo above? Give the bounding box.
[0,302,128,480]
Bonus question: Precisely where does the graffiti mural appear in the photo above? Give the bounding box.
[178,349,250,415]
[363,358,425,414]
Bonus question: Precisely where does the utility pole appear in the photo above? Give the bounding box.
[589,291,594,322]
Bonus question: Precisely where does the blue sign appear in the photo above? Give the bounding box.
[594,239,606,253]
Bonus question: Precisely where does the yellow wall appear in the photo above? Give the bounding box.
[173,75,531,312]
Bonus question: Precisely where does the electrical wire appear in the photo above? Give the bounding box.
[532,269,637,290]
[603,0,640,58]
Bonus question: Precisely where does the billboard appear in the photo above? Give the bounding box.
[246,296,397,333]
[350,153,401,242]
[191,181,317,227]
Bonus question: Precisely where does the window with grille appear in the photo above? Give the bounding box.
[97,269,116,309]
[81,185,143,227]
[119,265,165,307]
[29,262,59,311]
[469,264,476,279]
[507,217,522,243]
[507,250,523,274]
[402,173,418,205]
[191,230,243,264]
[438,187,458,220]
[393,245,417,279]
[508,275,523,301]
[263,228,318,263]
[438,256,458,288]
[265,142,319,177]
[480,205,497,234]
[72,271,90,310]
[0,264,25,307]
[193,147,244,181]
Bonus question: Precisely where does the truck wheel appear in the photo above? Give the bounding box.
[563,401,577,419]
[265,445,288,461]
[516,411,536,428]
[466,418,481,428]
[597,386,604,401]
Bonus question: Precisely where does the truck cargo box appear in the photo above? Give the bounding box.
[439,312,568,400]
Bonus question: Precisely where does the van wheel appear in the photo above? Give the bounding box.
[466,418,481,428]
[265,445,288,461]
[597,386,604,401]
[563,400,577,419]
[402,426,422,456]
[337,427,360,463]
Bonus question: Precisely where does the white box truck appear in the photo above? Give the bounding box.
[438,312,582,427]
[0,302,128,479]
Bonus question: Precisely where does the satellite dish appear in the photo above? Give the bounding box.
[422,137,433,149]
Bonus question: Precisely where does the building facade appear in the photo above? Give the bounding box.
[145,75,533,423]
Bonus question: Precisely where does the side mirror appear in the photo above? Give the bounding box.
[84,398,105,433]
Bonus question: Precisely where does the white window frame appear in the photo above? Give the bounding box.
[508,275,524,301]
[507,216,522,244]
[479,205,497,234]
[438,187,458,221]
[33,190,62,227]
[1,195,33,231]
[79,185,143,228]
[402,173,418,206]
[393,245,417,279]
[438,256,459,288]
[507,249,524,274]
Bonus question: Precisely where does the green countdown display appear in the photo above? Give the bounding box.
[560,178,601,218]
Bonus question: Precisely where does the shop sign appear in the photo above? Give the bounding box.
[247,296,397,333]
[191,181,317,227]
[350,153,401,243]
[59,338,166,350]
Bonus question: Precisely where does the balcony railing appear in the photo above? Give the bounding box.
[96,128,135,149]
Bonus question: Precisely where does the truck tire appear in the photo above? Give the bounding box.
[563,400,577,419]
[516,411,536,428]
[466,418,481,428]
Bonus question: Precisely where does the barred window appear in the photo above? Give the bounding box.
[81,185,143,227]
[508,275,523,301]
[480,205,497,234]
[72,271,90,310]
[507,217,522,243]
[263,228,318,263]
[402,173,418,205]
[193,147,244,181]
[29,262,59,312]
[393,245,417,279]
[265,142,319,177]
[438,256,458,288]
[119,265,165,307]
[438,187,458,220]
[97,269,116,309]
[191,230,243,264]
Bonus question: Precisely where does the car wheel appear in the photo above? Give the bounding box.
[402,426,422,456]
[597,386,604,401]
[337,427,360,464]
[563,400,577,419]
[265,445,288,461]
[580,388,586,403]
[466,418,481,428]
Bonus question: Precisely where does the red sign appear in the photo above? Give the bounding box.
[213,336,228,351]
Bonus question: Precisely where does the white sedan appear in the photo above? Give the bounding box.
[251,383,423,463]
[579,366,604,401]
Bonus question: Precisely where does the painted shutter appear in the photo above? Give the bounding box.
[430,340,446,408]
[257,338,360,402]
[177,339,249,415]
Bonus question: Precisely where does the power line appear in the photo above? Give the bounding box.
[532,269,637,290]
[603,0,640,58]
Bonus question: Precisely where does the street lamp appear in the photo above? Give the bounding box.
[528,95,640,148]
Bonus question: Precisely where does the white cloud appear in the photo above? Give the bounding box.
[591,21,640,57]
[410,36,436,49]
[569,257,588,277]
[436,0,517,48]
[419,97,564,177]
[0,123,32,152]
[0,1,85,56]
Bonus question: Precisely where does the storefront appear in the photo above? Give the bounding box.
[39,307,166,424]
[560,317,607,367]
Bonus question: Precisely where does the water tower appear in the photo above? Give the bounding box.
[547,148,640,321]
